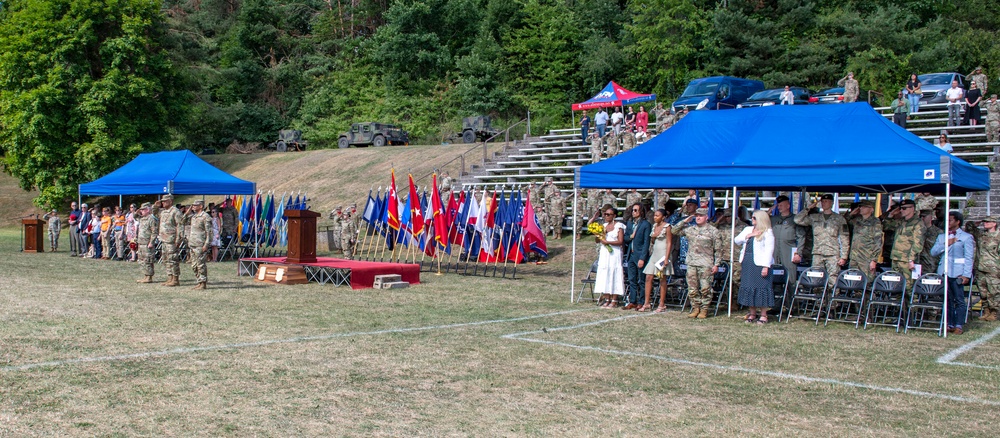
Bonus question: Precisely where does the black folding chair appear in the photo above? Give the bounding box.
[662,263,688,310]
[785,266,828,325]
[824,269,869,328]
[904,273,946,336]
[864,270,908,332]
[712,261,732,316]
[770,264,790,321]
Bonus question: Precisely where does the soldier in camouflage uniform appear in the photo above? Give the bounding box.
[794,194,850,290]
[881,199,924,286]
[598,189,617,211]
[846,200,883,277]
[672,208,724,318]
[971,216,1000,321]
[186,200,213,290]
[651,103,668,133]
[329,206,343,250]
[715,209,746,289]
[534,206,550,237]
[919,209,943,274]
[618,189,643,211]
[157,195,185,287]
[967,66,988,95]
[605,131,620,157]
[771,195,806,286]
[527,182,542,211]
[838,72,860,103]
[645,189,669,213]
[438,172,454,206]
[339,209,357,260]
[548,191,567,239]
[135,202,159,283]
[620,130,636,152]
[985,94,999,144]
[914,193,938,212]
[589,133,603,163]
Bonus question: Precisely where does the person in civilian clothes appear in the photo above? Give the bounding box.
[930,211,975,334]
[623,203,651,310]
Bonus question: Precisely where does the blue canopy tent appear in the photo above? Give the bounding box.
[570,103,989,333]
[575,103,988,193]
[79,150,255,195]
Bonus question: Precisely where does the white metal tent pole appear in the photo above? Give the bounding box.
[943,183,950,337]
[119,195,122,208]
[570,187,578,303]
[728,186,737,317]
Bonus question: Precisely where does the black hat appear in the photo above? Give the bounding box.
[900,199,916,207]
[820,194,834,200]
[684,198,698,205]
[775,195,790,203]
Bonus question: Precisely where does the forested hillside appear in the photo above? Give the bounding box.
[2,0,998,207]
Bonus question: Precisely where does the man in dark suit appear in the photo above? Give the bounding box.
[624,202,652,309]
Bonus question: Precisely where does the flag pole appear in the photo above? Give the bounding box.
[500,185,519,278]
[569,185,578,300]
[358,187,375,260]
[492,186,508,277]
[728,186,737,318]
[459,188,477,275]
[443,191,459,273]
[362,188,381,261]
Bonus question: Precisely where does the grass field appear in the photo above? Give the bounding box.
[1,228,999,436]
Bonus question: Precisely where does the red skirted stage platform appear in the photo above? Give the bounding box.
[238,257,421,289]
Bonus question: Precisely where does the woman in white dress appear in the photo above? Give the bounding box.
[591,205,626,308]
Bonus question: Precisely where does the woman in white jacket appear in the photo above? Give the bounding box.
[733,210,776,324]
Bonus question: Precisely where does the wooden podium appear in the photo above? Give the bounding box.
[22,218,46,253]
[284,209,320,263]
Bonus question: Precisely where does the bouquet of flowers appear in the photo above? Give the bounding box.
[587,222,613,253]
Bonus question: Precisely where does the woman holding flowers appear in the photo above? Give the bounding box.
[590,204,626,308]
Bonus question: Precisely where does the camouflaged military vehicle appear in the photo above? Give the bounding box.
[461,116,499,143]
[337,122,409,148]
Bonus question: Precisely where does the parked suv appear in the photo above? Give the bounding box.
[671,76,765,112]
[914,72,965,105]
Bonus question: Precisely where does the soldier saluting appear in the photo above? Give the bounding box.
[187,200,213,290]
[135,202,159,283]
[794,194,849,290]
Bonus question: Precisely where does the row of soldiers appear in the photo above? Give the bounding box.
[134,194,214,290]
[588,108,689,164]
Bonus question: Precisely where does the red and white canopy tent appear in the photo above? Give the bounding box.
[572,81,657,111]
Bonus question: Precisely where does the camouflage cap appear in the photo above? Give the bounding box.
[720,208,732,216]
[858,200,874,208]
[993,94,998,99]
[544,176,553,182]
[919,209,934,217]
[694,207,709,216]
[976,66,983,71]
[984,215,999,223]
[140,202,152,209]
[192,200,204,206]
[161,194,173,201]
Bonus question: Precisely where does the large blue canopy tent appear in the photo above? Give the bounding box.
[79,150,255,195]
[570,103,989,333]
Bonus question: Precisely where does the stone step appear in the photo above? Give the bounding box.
[380,281,410,289]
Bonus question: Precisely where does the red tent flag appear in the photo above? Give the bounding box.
[431,174,449,250]
[521,189,548,257]
[387,169,401,231]
[407,174,424,237]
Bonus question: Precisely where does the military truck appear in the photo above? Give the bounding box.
[268,129,308,152]
[337,122,409,148]
[461,116,499,143]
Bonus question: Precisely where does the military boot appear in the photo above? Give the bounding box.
[136,275,153,284]
[161,275,174,286]
[697,307,709,319]
[980,309,998,322]
[687,304,701,318]
[164,275,179,287]
[192,282,206,290]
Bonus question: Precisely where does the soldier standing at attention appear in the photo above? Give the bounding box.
[972,216,1000,321]
[43,209,61,252]
[330,206,343,250]
[598,188,617,210]
[527,182,542,210]
[187,200,213,290]
[548,191,567,240]
[671,208,724,319]
[771,195,806,286]
[651,103,667,133]
[621,129,637,152]
[919,209,943,274]
[618,189,642,210]
[646,189,669,213]
[914,193,938,212]
[968,66,988,95]
[882,199,924,285]
[985,94,999,144]
[846,200,883,277]
[589,132,603,163]
[438,172,454,205]
[605,130,620,157]
[136,202,158,283]
[837,72,860,103]
[157,194,184,287]
[794,194,849,290]
[534,205,550,238]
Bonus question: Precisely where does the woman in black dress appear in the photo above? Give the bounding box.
[965,81,983,126]
[733,210,776,324]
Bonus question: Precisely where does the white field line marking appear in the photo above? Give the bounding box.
[945,361,1000,371]
[504,316,1000,407]
[936,325,1000,365]
[2,309,589,372]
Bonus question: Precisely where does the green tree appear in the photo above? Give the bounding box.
[624,0,711,98]
[0,0,186,208]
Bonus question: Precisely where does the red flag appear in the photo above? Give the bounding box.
[521,189,548,257]
[407,174,424,237]
[448,191,464,245]
[485,190,498,229]
[387,169,401,231]
[431,174,449,251]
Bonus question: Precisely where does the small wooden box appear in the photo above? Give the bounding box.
[255,264,309,285]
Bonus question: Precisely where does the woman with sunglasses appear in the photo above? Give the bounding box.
[935,133,953,153]
[591,204,626,308]
[734,210,775,324]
